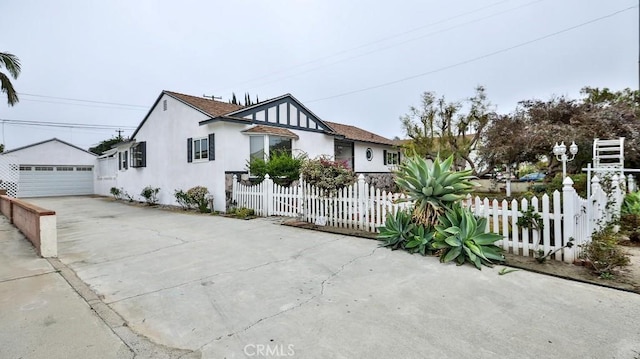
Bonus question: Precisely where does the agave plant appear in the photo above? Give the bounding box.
[395,155,476,227]
[432,205,505,269]
[405,224,435,256]
[377,209,414,250]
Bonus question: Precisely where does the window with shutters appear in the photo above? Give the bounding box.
[130,142,146,168]
[192,137,208,161]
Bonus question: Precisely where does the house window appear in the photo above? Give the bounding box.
[119,151,128,170]
[193,137,208,161]
[19,166,31,171]
[56,167,74,171]
[366,148,373,161]
[187,134,215,163]
[130,142,146,168]
[384,150,400,165]
[250,135,292,161]
[34,166,53,171]
[76,167,92,171]
[334,140,354,169]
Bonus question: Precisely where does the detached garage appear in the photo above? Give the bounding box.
[1,138,97,198]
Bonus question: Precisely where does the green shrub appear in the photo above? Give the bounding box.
[110,187,122,200]
[621,191,640,216]
[432,205,505,269]
[232,207,255,218]
[174,189,192,210]
[546,173,587,197]
[186,186,210,213]
[582,228,630,276]
[140,186,160,205]
[301,156,357,192]
[248,151,305,186]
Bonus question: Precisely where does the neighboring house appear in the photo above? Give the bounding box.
[0,138,97,197]
[96,90,400,211]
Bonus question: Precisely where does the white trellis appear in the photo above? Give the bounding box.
[0,154,19,197]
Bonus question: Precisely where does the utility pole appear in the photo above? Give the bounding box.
[116,129,123,139]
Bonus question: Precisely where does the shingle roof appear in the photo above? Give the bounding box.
[324,121,395,146]
[165,91,243,117]
[242,125,299,139]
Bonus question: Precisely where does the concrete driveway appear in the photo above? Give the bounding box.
[32,197,640,359]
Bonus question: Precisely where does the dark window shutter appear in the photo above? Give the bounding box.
[187,138,193,163]
[141,142,147,167]
[397,151,401,164]
[124,151,128,169]
[383,150,387,165]
[208,133,215,161]
[118,152,122,170]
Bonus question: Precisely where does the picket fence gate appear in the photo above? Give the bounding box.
[232,174,621,263]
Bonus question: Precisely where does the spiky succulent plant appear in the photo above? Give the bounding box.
[395,155,476,226]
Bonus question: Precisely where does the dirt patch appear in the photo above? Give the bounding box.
[503,247,640,294]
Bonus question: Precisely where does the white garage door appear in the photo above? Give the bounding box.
[18,165,94,197]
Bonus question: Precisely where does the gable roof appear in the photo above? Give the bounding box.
[2,138,97,156]
[131,90,394,147]
[324,121,395,146]
[200,93,336,134]
[130,90,245,139]
[165,91,243,117]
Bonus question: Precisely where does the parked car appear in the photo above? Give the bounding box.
[519,172,546,182]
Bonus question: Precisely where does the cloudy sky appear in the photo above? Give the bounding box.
[0,0,637,150]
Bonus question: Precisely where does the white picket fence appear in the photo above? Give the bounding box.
[232,174,619,263]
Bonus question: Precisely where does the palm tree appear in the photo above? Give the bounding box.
[0,52,21,106]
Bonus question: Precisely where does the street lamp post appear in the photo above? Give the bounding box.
[553,141,578,179]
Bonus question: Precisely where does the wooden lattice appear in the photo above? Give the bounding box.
[0,155,19,197]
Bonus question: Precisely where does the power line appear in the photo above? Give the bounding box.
[306,5,638,104]
[20,98,148,111]
[245,0,544,92]
[0,118,137,130]
[212,0,515,93]
[18,92,148,108]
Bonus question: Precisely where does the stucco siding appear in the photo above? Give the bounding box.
[353,143,396,173]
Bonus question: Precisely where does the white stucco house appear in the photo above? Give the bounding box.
[0,138,97,197]
[95,91,400,211]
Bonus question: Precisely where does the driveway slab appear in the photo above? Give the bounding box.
[32,197,640,359]
[0,216,132,359]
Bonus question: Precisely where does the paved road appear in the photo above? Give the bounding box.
[28,197,640,358]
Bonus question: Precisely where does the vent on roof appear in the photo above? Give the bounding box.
[163,99,167,111]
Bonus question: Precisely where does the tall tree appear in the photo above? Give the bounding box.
[480,87,640,175]
[0,52,21,106]
[89,135,124,155]
[400,86,495,175]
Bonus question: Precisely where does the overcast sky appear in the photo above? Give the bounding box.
[1,0,637,150]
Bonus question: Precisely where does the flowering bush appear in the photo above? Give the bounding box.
[186,186,210,213]
[301,156,357,192]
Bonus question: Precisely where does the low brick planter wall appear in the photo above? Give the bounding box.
[0,195,57,257]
